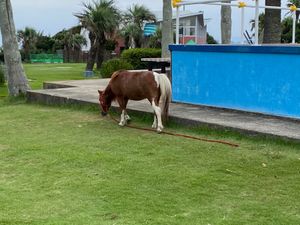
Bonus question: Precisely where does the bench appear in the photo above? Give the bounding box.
[141,58,171,73]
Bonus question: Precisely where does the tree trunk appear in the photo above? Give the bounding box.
[221,1,232,44]
[24,43,30,62]
[64,45,70,63]
[86,32,97,71]
[162,0,173,58]
[75,48,80,63]
[96,44,105,70]
[0,0,30,96]
[86,43,97,71]
[263,0,281,43]
[130,36,136,48]
[134,35,142,48]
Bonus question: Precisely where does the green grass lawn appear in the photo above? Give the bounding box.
[0,63,87,97]
[0,99,300,225]
[0,63,300,224]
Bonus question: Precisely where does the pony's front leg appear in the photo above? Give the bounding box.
[119,110,126,126]
[151,100,163,133]
[117,97,129,127]
[119,110,130,126]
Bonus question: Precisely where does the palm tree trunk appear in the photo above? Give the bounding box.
[64,45,69,63]
[96,44,105,70]
[86,32,97,71]
[86,43,97,71]
[134,35,142,48]
[162,0,173,58]
[24,43,30,62]
[75,48,80,63]
[263,0,281,43]
[0,0,30,96]
[221,1,232,44]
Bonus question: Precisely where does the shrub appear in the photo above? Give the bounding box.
[100,59,133,78]
[207,33,218,44]
[104,39,117,51]
[0,64,5,85]
[121,48,161,69]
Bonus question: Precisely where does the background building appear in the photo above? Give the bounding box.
[145,11,208,44]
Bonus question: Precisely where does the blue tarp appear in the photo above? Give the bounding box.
[144,23,157,36]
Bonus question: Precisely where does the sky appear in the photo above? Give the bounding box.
[0,0,291,45]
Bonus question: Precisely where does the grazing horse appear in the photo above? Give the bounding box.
[98,70,172,132]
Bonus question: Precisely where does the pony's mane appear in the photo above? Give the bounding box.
[104,72,120,103]
[111,70,127,80]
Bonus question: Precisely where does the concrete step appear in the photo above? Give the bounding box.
[26,79,300,141]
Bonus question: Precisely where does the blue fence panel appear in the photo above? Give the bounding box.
[170,45,300,119]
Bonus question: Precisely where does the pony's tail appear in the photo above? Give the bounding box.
[158,73,172,123]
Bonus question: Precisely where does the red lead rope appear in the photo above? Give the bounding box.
[108,113,239,148]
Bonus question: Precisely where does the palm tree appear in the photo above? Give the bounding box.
[122,23,140,48]
[69,34,87,51]
[161,0,172,58]
[149,28,162,48]
[53,29,72,62]
[221,1,232,44]
[53,28,86,63]
[17,27,39,61]
[263,0,281,43]
[75,0,120,70]
[69,33,87,62]
[0,0,30,96]
[250,13,265,43]
[122,4,156,48]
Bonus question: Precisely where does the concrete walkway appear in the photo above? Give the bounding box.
[26,79,300,141]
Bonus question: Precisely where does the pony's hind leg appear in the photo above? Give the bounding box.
[151,100,163,132]
[125,111,131,122]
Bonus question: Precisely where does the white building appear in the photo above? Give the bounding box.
[144,11,209,44]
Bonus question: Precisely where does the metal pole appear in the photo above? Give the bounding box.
[177,0,300,45]
[177,0,239,7]
[195,16,198,44]
[204,2,294,10]
[179,1,300,11]
[255,0,259,45]
[176,6,180,44]
[240,7,244,44]
[292,10,296,44]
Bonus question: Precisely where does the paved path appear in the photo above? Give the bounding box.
[27,79,300,141]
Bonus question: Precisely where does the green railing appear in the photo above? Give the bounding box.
[30,54,63,63]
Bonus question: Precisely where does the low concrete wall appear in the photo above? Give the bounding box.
[169,44,300,119]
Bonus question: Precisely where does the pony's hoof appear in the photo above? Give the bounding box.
[118,122,126,126]
[156,126,163,133]
[125,115,131,121]
[152,123,157,129]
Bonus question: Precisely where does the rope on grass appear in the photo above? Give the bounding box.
[108,113,239,148]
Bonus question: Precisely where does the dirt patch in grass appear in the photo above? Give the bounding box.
[0,144,9,151]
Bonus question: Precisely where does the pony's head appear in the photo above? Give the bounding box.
[98,90,111,116]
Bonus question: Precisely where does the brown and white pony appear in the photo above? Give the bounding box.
[98,70,172,132]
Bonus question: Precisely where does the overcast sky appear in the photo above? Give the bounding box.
[0,0,290,45]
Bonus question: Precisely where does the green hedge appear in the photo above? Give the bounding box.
[0,65,5,85]
[100,59,134,78]
[121,48,161,70]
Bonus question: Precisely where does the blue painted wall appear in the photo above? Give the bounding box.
[170,45,300,119]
